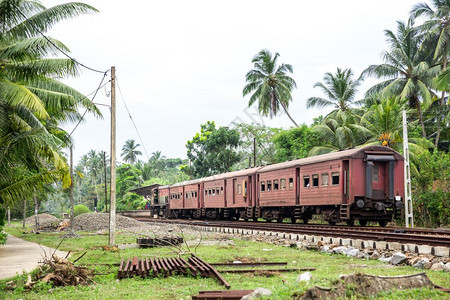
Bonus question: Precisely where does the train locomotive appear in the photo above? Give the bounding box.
[147,145,405,226]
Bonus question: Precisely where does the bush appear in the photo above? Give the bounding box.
[67,204,91,217]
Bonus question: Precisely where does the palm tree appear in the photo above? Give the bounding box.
[362,18,440,138]
[360,97,433,153]
[121,139,142,164]
[309,110,371,156]
[411,1,450,146]
[306,68,362,114]
[243,49,298,126]
[0,0,99,205]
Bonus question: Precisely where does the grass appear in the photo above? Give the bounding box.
[1,222,449,299]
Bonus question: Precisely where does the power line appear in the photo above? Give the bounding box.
[69,72,109,137]
[116,76,150,161]
[11,2,107,74]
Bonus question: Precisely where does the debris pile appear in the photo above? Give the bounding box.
[71,213,144,231]
[15,255,94,290]
[25,213,60,228]
[192,290,255,300]
[296,272,434,299]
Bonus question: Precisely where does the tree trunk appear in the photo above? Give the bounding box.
[22,199,26,228]
[435,52,447,147]
[279,100,299,127]
[34,194,39,229]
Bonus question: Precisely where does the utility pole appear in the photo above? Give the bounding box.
[103,151,108,213]
[7,207,10,225]
[70,146,74,232]
[402,110,414,228]
[109,66,117,246]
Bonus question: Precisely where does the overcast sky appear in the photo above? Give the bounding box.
[43,0,418,164]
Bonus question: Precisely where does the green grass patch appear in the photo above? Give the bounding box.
[2,223,449,299]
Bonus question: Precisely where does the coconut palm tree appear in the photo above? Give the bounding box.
[0,0,99,205]
[121,139,142,164]
[309,110,371,156]
[411,1,450,146]
[306,68,362,114]
[360,97,433,154]
[362,18,440,138]
[243,49,298,126]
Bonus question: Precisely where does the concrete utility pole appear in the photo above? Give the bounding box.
[253,138,256,167]
[402,110,414,228]
[109,66,117,246]
[7,207,10,225]
[103,151,108,213]
[70,146,74,232]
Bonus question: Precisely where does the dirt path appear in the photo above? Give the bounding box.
[0,235,68,280]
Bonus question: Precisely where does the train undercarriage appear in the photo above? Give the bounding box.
[150,200,402,227]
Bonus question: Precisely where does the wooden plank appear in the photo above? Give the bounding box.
[192,254,231,289]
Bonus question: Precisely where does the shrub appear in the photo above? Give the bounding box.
[67,204,91,217]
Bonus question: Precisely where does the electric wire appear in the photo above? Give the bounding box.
[69,71,109,137]
[11,2,107,74]
[116,76,151,161]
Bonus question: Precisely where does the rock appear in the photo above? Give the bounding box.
[262,248,272,251]
[241,288,272,300]
[329,244,339,249]
[296,272,312,282]
[423,262,433,270]
[332,246,348,255]
[370,251,380,260]
[444,262,450,272]
[347,248,360,257]
[320,246,330,253]
[412,258,429,269]
[430,262,445,271]
[391,252,407,265]
[233,261,242,264]
[378,256,393,264]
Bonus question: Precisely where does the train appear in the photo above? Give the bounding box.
[143,145,405,226]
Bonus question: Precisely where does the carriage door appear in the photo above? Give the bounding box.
[296,168,300,205]
[232,178,236,205]
[365,155,395,200]
[224,180,227,207]
[343,160,349,203]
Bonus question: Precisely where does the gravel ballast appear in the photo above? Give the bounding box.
[72,213,145,231]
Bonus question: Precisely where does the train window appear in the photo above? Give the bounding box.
[220,187,223,195]
[321,173,329,186]
[205,190,207,197]
[372,165,379,182]
[185,192,188,199]
[312,175,319,187]
[237,184,242,194]
[209,189,212,196]
[289,178,294,189]
[332,172,339,185]
[273,179,279,191]
[244,181,247,195]
[303,176,310,188]
[280,179,286,190]
[267,180,272,191]
[261,181,265,192]
[216,187,220,196]
[212,188,216,196]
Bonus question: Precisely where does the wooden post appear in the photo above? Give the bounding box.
[70,146,74,232]
[109,66,117,246]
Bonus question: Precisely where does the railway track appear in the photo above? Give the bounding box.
[132,216,450,248]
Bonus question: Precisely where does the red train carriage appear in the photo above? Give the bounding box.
[150,145,404,226]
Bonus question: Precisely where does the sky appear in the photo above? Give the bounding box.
[42,0,419,164]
